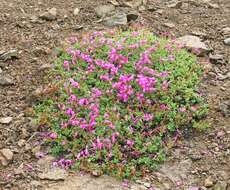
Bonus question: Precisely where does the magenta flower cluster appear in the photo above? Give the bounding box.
[36,29,206,178]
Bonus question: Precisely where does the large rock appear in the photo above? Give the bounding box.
[40,8,57,21]
[176,35,210,56]
[0,117,13,124]
[38,168,67,181]
[0,75,14,86]
[95,5,115,17]
[0,49,18,61]
[103,12,127,27]
[0,149,14,166]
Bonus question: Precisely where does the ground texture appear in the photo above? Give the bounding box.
[0,0,229,189]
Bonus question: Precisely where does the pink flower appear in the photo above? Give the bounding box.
[68,94,77,102]
[136,75,157,93]
[49,132,58,139]
[100,74,113,81]
[63,60,70,70]
[179,107,186,112]
[96,138,103,150]
[158,71,169,78]
[65,108,75,117]
[69,78,80,89]
[122,180,130,188]
[92,88,102,98]
[143,113,154,121]
[78,98,89,106]
[160,104,168,110]
[84,147,89,156]
[127,140,134,147]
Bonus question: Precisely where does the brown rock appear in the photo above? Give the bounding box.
[0,149,14,166]
[204,176,214,187]
[38,168,67,181]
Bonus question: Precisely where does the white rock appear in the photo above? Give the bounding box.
[48,8,57,17]
[110,0,119,6]
[0,117,13,124]
[164,22,175,28]
[176,35,210,55]
[123,0,143,8]
[222,27,230,35]
[73,8,80,16]
[208,3,219,9]
[38,168,67,181]
[224,38,230,46]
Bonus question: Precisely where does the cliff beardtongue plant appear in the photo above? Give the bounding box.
[35,29,208,179]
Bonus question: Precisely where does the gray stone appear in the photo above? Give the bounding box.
[219,100,230,117]
[0,117,13,124]
[164,22,175,28]
[17,139,26,147]
[222,27,230,36]
[49,8,57,17]
[39,64,54,71]
[95,5,115,17]
[123,0,143,8]
[208,3,219,9]
[218,72,230,80]
[224,38,230,46]
[0,149,13,166]
[176,35,210,55]
[40,8,57,21]
[146,5,157,11]
[37,155,55,169]
[191,31,207,37]
[38,168,67,181]
[0,75,14,86]
[167,1,183,8]
[103,12,127,27]
[209,54,224,64]
[30,15,43,24]
[110,0,119,6]
[0,49,18,61]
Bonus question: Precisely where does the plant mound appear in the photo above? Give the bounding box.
[35,29,208,178]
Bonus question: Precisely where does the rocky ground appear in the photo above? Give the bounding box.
[0,0,229,189]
